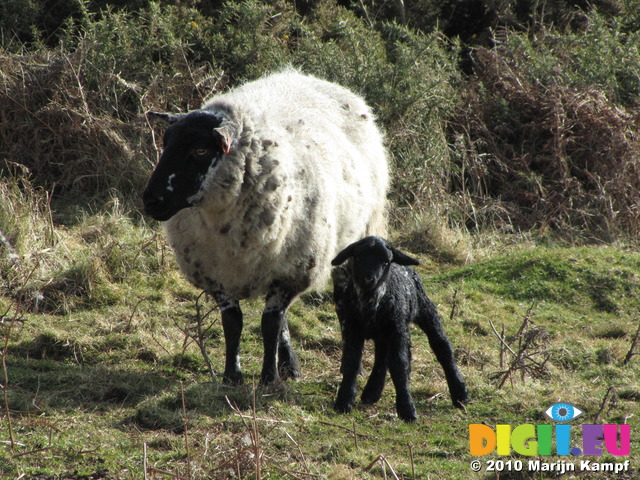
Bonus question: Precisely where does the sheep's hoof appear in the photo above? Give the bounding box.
[222,371,244,386]
[278,360,301,380]
[259,368,279,385]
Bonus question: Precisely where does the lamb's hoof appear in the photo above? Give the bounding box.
[361,390,383,405]
[398,408,418,423]
[397,401,418,423]
[453,397,468,410]
[334,401,353,414]
[452,388,469,409]
[398,409,418,423]
[222,371,244,386]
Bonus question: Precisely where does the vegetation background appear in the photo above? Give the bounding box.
[1,0,639,478]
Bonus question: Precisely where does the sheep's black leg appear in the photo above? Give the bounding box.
[361,338,388,405]
[278,320,301,379]
[388,333,417,422]
[215,297,244,385]
[261,285,297,384]
[335,330,365,414]
[416,300,469,408]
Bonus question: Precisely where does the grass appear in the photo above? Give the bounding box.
[2,212,639,478]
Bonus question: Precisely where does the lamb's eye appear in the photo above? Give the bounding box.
[194,148,210,157]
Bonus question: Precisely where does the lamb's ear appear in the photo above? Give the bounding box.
[146,111,183,125]
[332,244,356,266]
[391,246,420,266]
[213,121,237,155]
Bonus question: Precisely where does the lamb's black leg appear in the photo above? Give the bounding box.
[361,338,388,405]
[388,333,417,422]
[261,284,297,384]
[335,331,364,414]
[416,301,469,408]
[278,320,301,379]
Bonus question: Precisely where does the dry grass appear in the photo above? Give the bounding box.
[449,46,640,240]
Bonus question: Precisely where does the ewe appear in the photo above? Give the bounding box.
[143,70,388,385]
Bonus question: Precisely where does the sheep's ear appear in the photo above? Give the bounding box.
[331,244,356,266]
[391,247,420,266]
[147,111,182,125]
[214,122,236,154]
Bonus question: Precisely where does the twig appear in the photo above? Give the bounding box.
[317,421,372,440]
[232,413,292,424]
[364,455,400,480]
[126,298,144,332]
[251,382,262,480]
[489,307,550,389]
[488,319,517,358]
[281,429,310,473]
[593,387,616,424]
[623,319,640,365]
[180,381,192,480]
[499,324,505,369]
[409,444,415,479]
[146,467,190,480]
[174,291,219,383]
[11,446,54,458]
[515,302,536,341]
[143,443,148,480]
[226,383,263,480]
[449,289,459,322]
[353,420,358,449]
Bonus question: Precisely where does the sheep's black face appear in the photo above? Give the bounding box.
[143,111,228,221]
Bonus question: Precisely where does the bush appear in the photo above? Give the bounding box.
[0,1,460,227]
[1,0,639,245]
[448,13,640,240]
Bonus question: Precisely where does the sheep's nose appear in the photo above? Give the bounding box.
[142,189,173,221]
[142,189,163,213]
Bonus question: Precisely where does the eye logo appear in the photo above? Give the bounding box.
[545,403,583,422]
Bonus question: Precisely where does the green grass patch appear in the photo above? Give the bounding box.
[2,234,639,478]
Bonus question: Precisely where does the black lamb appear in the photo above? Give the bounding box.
[331,236,468,422]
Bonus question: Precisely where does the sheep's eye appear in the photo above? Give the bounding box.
[194,148,210,157]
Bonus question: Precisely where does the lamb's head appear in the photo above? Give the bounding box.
[143,110,234,221]
[331,236,419,293]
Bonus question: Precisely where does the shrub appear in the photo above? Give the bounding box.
[2,0,639,245]
[448,15,640,240]
[1,1,461,234]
